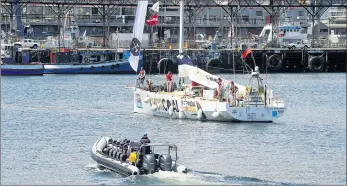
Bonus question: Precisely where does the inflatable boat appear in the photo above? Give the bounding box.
[91,136,187,176]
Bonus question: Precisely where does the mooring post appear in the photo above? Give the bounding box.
[102,5,106,48]
[57,4,61,50]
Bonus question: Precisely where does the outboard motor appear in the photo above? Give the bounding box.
[142,154,156,174]
[159,154,172,171]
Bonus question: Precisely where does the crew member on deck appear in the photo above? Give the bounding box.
[166,71,173,92]
[217,78,223,101]
[228,81,238,105]
[138,67,146,87]
[146,79,153,92]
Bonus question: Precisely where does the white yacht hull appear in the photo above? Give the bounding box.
[134,88,285,123]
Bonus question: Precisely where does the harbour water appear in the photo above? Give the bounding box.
[1,73,346,185]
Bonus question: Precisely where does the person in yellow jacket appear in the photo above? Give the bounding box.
[128,151,137,165]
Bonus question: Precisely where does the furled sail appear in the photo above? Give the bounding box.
[128,0,148,72]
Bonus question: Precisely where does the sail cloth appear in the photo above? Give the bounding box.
[177,55,193,77]
[146,1,159,26]
[178,57,221,89]
[128,0,148,72]
[178,57,245,90]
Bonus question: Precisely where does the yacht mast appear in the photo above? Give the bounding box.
[179,0,184,54]
[177,0,185,88]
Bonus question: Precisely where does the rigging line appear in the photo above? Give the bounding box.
[207,64,245,72]
[265,51,268,86]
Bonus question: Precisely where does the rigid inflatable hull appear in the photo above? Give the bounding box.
[91,137,188,176]
[91,137,140,176]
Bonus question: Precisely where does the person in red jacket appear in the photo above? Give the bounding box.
[166,71,173,92]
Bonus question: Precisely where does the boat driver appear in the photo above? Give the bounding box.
[140,134,151,154]
[140,134,150,143]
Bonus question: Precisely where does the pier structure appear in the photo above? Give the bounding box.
[1,0,346,73]
[1,0,347,47]
[16,47,347,73]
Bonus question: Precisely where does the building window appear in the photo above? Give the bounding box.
[298,11,304,16]
[166,8,177,11]
[320,29,328,32]
[123,8,135,15]
[92,7,98,15]
[256,11,263,16]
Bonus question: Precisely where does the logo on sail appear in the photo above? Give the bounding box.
[130,38,141,56]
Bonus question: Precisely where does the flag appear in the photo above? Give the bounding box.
[146,1,159,26]
[241,48,252,59]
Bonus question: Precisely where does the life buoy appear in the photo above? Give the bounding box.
[84,57,89,63]
[90,66,94,70]
[178,110,184,119]
[151,105,157,111]
[144,97,150,103]
[212,111,219,119]
[101,66,105,70]
[267,54,283,72]
[168,106,174,116]
[115,64,120,68]
[308,56,325,72]
[197,109,203,120]
[111,65,115,69]
[80,67,83,71]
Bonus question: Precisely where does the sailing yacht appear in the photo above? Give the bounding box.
[129,0,285,122]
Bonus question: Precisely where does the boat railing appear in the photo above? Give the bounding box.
[135,143,178,166]
[268,96,285,107]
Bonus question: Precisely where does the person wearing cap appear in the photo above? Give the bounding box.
[140,134,150,143]
[140,134,151,154]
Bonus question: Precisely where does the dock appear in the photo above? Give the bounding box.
[14,47,347,73]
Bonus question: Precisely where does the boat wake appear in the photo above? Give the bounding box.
[84,164,123,179]
[86,164,299,185]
